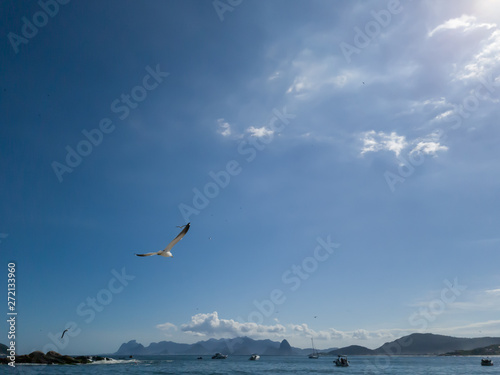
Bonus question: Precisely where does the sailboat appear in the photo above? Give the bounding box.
[308,338,319,359]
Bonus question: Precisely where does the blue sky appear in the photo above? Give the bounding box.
[1,0,500,355]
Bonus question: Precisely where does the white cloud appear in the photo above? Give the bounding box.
[360,131,408,157]
[429,15,500,81]
[289,323,316,336]
[428,15,496,37]
[328,328,347,340]
[246,126,274,138]
[352,329,370,340]
[410,141,448,156]
[407,98,449,116]
[217,118,232,137]
[433,109,454,121]
[361,130,448,159]
[180,311,286,338]
[285,50,352,99]
[285,324,396,342]
[409,132,448,156]
[156,322,177,331]
[456,30,500,80]
[288,323,331,340]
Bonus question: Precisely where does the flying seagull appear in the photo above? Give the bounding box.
[135,223,190,258]
[61,329,69,339]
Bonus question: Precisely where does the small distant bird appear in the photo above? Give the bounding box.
[362,82,365,84]
[61,329,69,339]
[135,223,190,258]
[314,316,317,318]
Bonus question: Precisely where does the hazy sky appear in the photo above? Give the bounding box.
[1,0,500,355]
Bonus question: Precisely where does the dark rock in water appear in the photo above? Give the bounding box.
[23,351,48,364]
[0,343,8,356]
[0,351,103,365]
[75,355,92,362]
[45,351,80,364]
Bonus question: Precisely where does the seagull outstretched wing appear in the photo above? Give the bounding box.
[135,251,160,257]
[135,223,190,257]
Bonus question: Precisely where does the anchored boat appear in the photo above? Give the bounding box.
[308,338,319,359]
[481,358,493,366]
[334,355,349,367]
[211,353,228,359]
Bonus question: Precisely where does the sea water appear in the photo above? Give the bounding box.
[8,355,499,374]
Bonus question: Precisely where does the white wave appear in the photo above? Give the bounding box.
[90,358,139,365]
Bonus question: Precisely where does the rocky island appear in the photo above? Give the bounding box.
[0,351,113,365]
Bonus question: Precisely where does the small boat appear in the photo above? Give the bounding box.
[308,338,319,359]
[249,354,260,360]
[211,353,228,359]
[334,355,349,367]
[197,356,203,360]
[481,358,493,366]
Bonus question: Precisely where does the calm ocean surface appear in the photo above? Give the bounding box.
[8,355,499,374]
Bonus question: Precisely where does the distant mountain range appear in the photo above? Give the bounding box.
[115,337,336,356]
[114,333,500,356]
[326,334,500,356]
